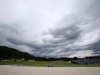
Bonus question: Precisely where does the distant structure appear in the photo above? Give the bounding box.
[15,58,25,61]
[71,59,100,64]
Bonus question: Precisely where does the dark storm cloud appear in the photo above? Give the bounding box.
[86,39,100,55]
[6,36,58,57]
[0,24,20,37]
[0,23,22,46]
[49,15,82,41]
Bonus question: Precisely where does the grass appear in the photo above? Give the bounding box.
[0,61,49,66]
[0,61,100,67]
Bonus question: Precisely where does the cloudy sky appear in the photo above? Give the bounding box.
[0,0,100,58]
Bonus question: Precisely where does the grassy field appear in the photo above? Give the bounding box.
[0,61,100,67]
[0,61,49,66]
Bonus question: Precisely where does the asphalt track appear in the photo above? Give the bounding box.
[0,65,100,75]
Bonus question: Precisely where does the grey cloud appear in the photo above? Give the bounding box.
[87,39,100,55]
[42,0,100,57]
[0,0,100,58]
[45,14,82,46]
[50,24,82,40]
[0,24,22,46]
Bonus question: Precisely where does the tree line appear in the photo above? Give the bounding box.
[0,46,100,61]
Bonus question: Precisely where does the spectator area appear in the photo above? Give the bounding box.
[71,59,100,64]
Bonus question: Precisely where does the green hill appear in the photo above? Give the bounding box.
[0,46,34,60]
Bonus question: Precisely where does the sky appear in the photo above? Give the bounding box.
[0,0,100,58]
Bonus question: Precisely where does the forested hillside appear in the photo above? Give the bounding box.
[0,46,34,60]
